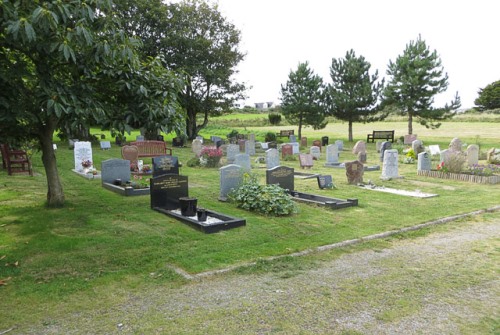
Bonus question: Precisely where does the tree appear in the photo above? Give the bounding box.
[113,0,247,140]
[280,62,327,139]
[383,36,460,135]
[474,80,500,111]
[0,0,182,207]
[327,49,385,142]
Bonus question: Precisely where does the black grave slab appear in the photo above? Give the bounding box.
[102,182,150,196]
[150,174,188,210]
[290,191,358,210]
[153,155,179,177]
[266,166,294,192]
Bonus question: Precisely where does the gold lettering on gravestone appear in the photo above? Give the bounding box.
[271,169,292,178]
[156,177,186,189]
[352,164,357,171]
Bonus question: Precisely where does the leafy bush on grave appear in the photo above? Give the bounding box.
[228,174,297,216]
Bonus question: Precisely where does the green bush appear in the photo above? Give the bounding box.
[228,175,297,216]
[265,132,277,142]
[186,157,201,167]
[283,154,297,161]
[268,113,282,125]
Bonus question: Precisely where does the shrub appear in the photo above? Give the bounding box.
[227,129,239,139]
[228,174,297,216]
[186,157,201,167]
[265,132,277,142]
[283,154,297,161]
[199,146,223,168]
[268,113,282,125]
[445,152,466,173]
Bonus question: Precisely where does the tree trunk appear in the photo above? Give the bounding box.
[298,112,303,140]
[40,119,65,207]
[408,113,413,135]
[348,120,353,142]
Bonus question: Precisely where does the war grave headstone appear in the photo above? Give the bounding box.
[299,153,314,169]
[335,140,344,151]
[404,134,417,145]
[245,139,256,156]
[191,139,203,156]
[417,152,431,171]
[219,164,243,201]
[226,144,240,164]
[310,146,321,160]
[151,173,245,233]
[412,139,425,156]
[317,175,334,189]
[282,144,293,158]
[345,160,364,184]
[380,141,392,162]
[352,140,366,155]
[100,141,111,150]
[234,153,251,171]
[291,142,300,154]
[289,134,297,143]
[266,148,280,170]
[381,149,402,180]
[73,141,100,179]
[301,137,308,147]
[153,155,179,177]
[324,144,340,167]
[101,159,149,196]
[466,144,479,166]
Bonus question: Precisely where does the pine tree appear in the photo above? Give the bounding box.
[474,80,500,111]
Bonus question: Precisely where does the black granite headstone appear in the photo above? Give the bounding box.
[317,175,333,189]
[152,155,179,177]
[266,166,294,192]
[150,174,188,210]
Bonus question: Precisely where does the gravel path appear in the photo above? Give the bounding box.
[24,213,500,334]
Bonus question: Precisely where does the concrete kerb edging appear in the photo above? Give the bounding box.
[167,205,500,280]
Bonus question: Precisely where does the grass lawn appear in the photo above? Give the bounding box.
[1,120,499,330]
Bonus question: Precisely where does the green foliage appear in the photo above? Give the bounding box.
[283,154,298,161]
[199,146,222,167]
[229,174,297,216]
[265,132,277,142]
[268,113,282,125]
[280,62,327,139]
[327,49,386,142]
[227,129,239,139]
[186,157,201,167]
[474,80,500,111]
[383,36,461,134]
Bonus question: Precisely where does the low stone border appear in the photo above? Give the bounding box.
[417,170,500,184]
[167,205,500,280]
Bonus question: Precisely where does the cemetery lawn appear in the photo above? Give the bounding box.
[1,120,499,331]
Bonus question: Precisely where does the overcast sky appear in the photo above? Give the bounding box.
[216,0,500,109]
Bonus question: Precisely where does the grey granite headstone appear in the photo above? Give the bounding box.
[266,148,280,169]
[219,164,243,201]
[248,133,255,141]
[245,140,256,156]
[100,141,111,150]
[380,141,392,162]
[234,153,251,171]
[153,155,179,177]
[289,134,297,143]
[417,152,431,171]
[226,144,240,164]
[412,139,424,155]
[150,174,188,210]
[317,175,334,189]
[191,139,202,156]
[381,149,401,180]
[310,146,321,160]
[357,151,367,164]
[466,144,479,166]
[291,142,300,154]
[266,166,294,192]
[101,159,130,184]
[335,140,343,151]
[136,135,145,142]
[325,144,340,166]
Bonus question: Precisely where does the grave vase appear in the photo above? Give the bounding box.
[197,208,207,222]
[179,197,197,217]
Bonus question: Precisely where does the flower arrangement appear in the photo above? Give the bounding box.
[81,159,92,168]
[436,161,448,173]
[465,164,500,176]
[132,175,149,189]
[199,146,222,168]
[142,164,152,173]
[403,149,416,164]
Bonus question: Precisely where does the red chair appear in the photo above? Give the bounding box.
[0,144,33,176]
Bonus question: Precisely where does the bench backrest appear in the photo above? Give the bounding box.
[130,141,167,157]
[372,130,394,136]
[280,130,294,136]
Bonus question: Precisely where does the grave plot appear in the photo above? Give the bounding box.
[72,141,101,179]
[151,174,245,233]
[101,159,150,196]
[359,184,438,198]
[266,166,358,210]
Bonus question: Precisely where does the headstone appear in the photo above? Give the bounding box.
[412,139,425,155]
[380,141,392,162]
[376,141,383,153]
[289,134,297,143]
[299,153,314,169]
[282,144,293,158]
[245,140,256,156]
[266,166,294,192]
[301,137,308,147]
[226,144,240,164]
[381,149,400,180]
[440,149,450,164]
[357,151,367,164]
[234,153,251,171]
[291,142,300,154]
[195,136,204,144]
[260,142,269,150]
[352,140,366,155]
[317,175,334,189]
[268,142,278,149]
[310,146,321,160]
[449,137,462,153]
[248,133,256,141]
[152,155,179,177]
[219,164,243,201]
[325,144,340,166]
[312,140,321,149]
[266,148,280,169]
[74,141,93,171]
[238,139,246,152]
[404,134,417,145]
[345,160,364,185]
[191,139,203,156]
[466,144,479,166]
[101,159,130,184]
[100,141,111,150]
[417,152,431,171]
[150,174,189,210]
[335,140,343,151]
[486,148,500,164]
[136,135,145,142]
[429,145,441,155]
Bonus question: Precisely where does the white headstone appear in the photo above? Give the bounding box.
[325,144,340,166]
[429,145,441,155]
[335,140,343,151]
[191,139,203,156]
[291,142,300,154]
[310,146,321,160]
[100,141,111,150]
[417,152,431,171]
[74,141,93,172]
[352,140,366,155]
[266,148,280,169]
[381,149,400,180]
[466,144,479,166]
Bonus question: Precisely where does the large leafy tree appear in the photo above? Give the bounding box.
[280,62,327,139]
[383,36,460,135]
[0,0,183,207]
[114,0,247,140]
[474,80,500,111]
[327,49,385,142]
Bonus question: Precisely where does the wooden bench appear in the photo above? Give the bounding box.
[276,130,294,138]
[130,141,172,158]
[0,143,33,176]
[366,130,395,143]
